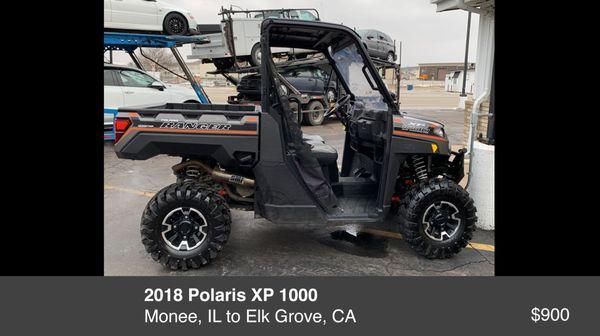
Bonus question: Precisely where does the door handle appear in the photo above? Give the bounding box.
[124,91,134,94]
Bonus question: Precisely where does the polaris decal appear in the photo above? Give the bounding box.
[397,121,430,134]
[159,121,232,131]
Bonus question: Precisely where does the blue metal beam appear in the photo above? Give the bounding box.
[104,32,208,52]
[103,32,211,104]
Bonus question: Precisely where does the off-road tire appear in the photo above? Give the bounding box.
[398,178,477,259]
[304,100,325,126]
[141,182,231,270]
[163,13,188,35]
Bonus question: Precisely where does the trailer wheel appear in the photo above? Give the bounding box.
[398,178,477,259]
[304,100,325,126]
[163,13,188,35]
[141,182,231,270]
[250,43,262,66]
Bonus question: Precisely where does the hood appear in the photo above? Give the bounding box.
[394,114,446,139]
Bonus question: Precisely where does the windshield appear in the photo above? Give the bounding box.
[331,44,388,111]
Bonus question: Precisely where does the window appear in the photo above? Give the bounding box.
[254,11,284,19]
[331,44,388,111]
[356,29,367,37]
[312,68,329,79]
[118,69,156,87]
[104,69,117,86]
[289,10,318,21]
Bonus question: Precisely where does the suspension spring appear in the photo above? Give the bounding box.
[412,155,428,180]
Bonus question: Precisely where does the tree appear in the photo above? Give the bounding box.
[135,48,179,73]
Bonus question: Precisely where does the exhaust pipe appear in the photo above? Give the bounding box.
[172,160,255,187]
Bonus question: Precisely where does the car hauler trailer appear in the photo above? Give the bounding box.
[190,6,321,70]
[103,32,211,140]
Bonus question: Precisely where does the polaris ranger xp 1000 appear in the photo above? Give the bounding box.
[113,19,476,270]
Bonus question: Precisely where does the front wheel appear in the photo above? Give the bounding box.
[398,178,477,259]
[163,13,188,35]
[141,182,231,270]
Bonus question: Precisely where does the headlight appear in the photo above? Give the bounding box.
[432,127,445,138]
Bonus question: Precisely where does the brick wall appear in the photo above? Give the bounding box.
[463,97,491,145]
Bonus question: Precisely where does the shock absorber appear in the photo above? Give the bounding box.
[412,155,428,180]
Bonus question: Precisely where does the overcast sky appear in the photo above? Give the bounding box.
[109,0,479,67]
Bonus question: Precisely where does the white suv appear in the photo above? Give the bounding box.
[104,64,199,139]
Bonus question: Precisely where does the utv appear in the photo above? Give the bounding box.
[113,19,476,270]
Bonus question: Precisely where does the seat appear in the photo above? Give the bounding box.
[310,142,338,166]
[303,133,324,144]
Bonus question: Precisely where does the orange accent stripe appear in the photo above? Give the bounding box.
[245,116,259,122]
[127,127,258,136]
[393,129,448,142]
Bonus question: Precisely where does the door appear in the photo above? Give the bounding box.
[284,68,317,94]
[104,69,123,109]
[110,0,159,30]
[376,33,388,58]
[104,69,123,134]
[364,30,378,54]
[116,68,170,106]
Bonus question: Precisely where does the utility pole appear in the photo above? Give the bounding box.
[461,12,472,97]
[396,41,402,109]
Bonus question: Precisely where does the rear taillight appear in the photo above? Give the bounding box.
[114,117,132,143]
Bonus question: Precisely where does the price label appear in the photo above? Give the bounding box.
[530,307,570,323]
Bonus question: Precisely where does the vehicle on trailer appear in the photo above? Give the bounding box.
[356,29,397,63]
[104,0,199,35]
[190,7,321,69]
[233,65,338,126]
[104,64,200,138]
[113,19,476,270]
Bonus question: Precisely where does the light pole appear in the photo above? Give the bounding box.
[461,12,472,97]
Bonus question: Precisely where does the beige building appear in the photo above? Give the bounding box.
[418,62,475,80]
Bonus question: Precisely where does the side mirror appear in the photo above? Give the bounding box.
[148,81,165,91]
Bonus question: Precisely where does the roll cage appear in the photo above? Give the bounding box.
[259,19,398,116]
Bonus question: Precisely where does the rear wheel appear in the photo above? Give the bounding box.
[386,52,395,63]
[398,178,477,259]
[304,100,325,126]
[250,43,262,66]
[163,13,188,35]
[141,182,231,270]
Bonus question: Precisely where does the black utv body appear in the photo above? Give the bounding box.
[114,19,476,270]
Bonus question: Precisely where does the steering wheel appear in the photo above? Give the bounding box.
[332,94,352,124]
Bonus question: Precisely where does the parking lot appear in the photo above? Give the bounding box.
[104,87,494,276]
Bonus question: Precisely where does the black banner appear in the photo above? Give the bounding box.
[1,277,596,334]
